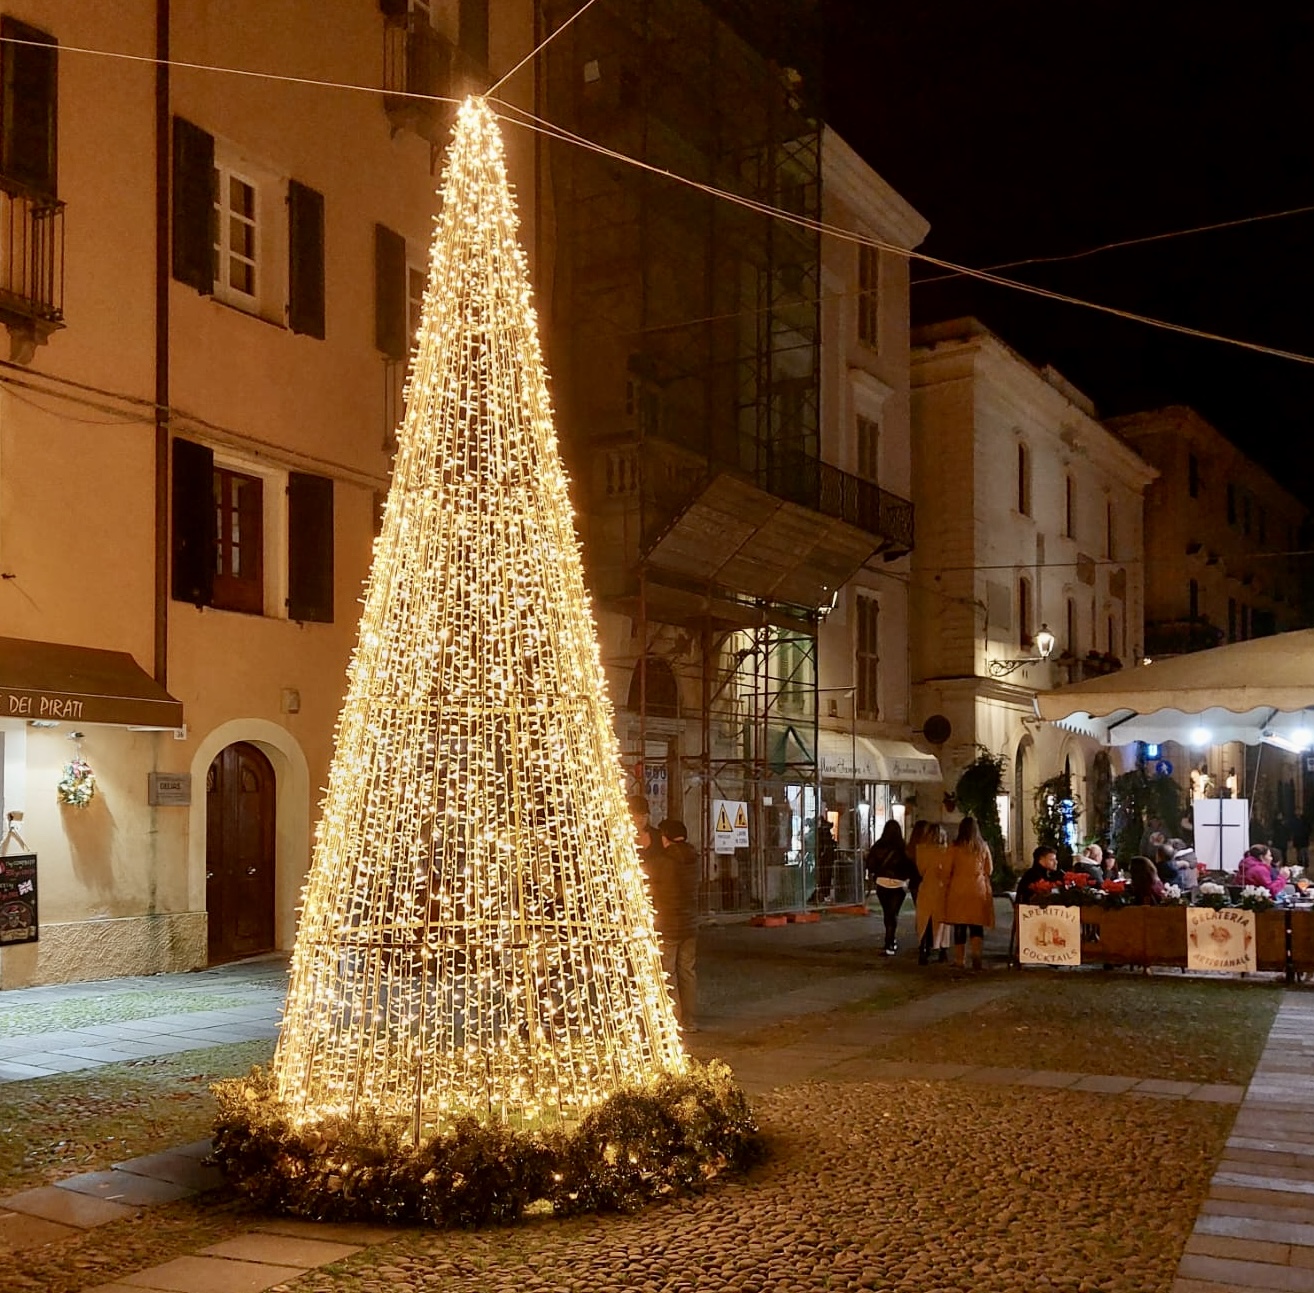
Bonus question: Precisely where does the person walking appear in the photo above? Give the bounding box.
[866,820,915,954]
[912,822,951,964]
[644,818,700,1031]
[943,816,995,970]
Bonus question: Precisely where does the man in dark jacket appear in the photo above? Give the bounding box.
[1016,845,1059,905]
[645,818,700,1031]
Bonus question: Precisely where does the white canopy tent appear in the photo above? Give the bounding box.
[1035,629,1314,749]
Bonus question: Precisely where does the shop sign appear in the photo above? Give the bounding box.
[1017,903,1080,966]
[1186,907,1256,973]
[148,772,192,807]
[0,852,37,945]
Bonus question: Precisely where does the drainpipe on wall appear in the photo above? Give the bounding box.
[153,0,170,687]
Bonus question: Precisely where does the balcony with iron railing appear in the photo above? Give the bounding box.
[0,183,64,359]
[382,14,485,145]
[766,450,914,558]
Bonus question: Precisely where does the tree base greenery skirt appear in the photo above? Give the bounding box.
[211,1059,765,1228]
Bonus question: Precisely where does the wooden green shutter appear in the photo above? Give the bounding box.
[375,223,408,360]
[171,437,215,606]
[171,117,214,293]
[287,472,334,623]
[288,180,326,339]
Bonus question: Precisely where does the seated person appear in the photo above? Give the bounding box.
[1168,840,1200,892]
[1101,852,1122,882]
[1237,844,1289,897]
[1070,844,1103,885]
[1128,854,1165,905]
[1153,843,1180,886]
[1016,845,1059,904]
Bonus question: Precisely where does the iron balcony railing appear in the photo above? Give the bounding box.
[766,450,914,556]
[0,187,64,329]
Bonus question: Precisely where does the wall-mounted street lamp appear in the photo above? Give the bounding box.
[988,624,1056,678]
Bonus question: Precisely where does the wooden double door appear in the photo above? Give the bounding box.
[206,742,276,964]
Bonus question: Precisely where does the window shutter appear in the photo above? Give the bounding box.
[171,437,215,606]
[172,116,214,293]
[288,180,326,339]
[0,18,57,197]
[375,223,408,360]
[287,472,334,623]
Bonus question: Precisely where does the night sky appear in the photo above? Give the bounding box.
[823,1,1314,481]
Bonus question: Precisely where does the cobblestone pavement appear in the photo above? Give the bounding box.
[0,909,1303,1291]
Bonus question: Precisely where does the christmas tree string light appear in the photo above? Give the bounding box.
[270,98,685,1140]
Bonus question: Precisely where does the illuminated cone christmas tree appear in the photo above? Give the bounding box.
[272,99,685,1136]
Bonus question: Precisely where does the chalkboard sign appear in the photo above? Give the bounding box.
[0,852,37,945]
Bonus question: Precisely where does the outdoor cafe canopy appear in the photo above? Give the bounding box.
[1035,628,1314,747]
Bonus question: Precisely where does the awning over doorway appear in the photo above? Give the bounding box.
[816,729,941,783]
[0,636,184,728]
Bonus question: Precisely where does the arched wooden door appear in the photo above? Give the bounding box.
[206,742,276,964]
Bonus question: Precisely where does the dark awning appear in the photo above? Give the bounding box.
[0,636,183,728]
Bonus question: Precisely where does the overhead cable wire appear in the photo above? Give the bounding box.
[485,0,602,97]
[914,203,1314,286]
[4,32,1312,367]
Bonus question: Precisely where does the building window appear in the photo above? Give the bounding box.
[1106,501,1114,559]
[0,17,57,198]
[1017,443,1031,516]
[214,164,258,305]
[774,633,811,716]
[856,415,879,483]
[1018,577,1033,648]
[1107,614,1117,657]
[1188,452,1199,499]
[213,466,264,614]
[1228,597,1237,642]
[857,244,879,349]
[172,437,334,622]
[1064,475,1075,538]
[1242,492,1252,537]
[856,594,879,719]
[1066,597,1076,657]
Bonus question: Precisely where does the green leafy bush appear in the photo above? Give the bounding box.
[210,1059,764,1228]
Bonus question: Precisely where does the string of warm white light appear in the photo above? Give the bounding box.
[272,97,685,1139]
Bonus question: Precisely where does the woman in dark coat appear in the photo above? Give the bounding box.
[866,820,915,955]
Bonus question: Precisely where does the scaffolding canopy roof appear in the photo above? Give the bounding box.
[644,473,881,612]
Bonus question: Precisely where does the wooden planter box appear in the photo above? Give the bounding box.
[1077,906,1186,966]
[1075,904,1288,973]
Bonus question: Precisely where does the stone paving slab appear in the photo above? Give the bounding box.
[56,1170,196,1207]
[1186,1232,1292,1264]
[1187,1083,1248,1102]
[0,1184,138,1227]
[1070,1073,1140,1094]
[1179,1253,1314,1290]
[0,1058,64,1081]
[200,1232,361,1265]
[0,1208,81,1250]
[1196,1213,1314,1247]
[249,1218,401,1245]
[112,1151,227,1192]
[111,1254,308,1292]
[1016,1069,1084,1088]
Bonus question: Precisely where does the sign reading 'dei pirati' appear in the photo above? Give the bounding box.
[1017,903,1081,966]
[0,852,37,945]
[1186,907,1256,973]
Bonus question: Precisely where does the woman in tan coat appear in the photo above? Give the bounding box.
[942,816,995,970]
[912,822,950,964]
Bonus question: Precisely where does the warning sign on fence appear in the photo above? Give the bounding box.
[712,799,749,854]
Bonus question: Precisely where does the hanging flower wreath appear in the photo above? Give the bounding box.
[57,758,97,808]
